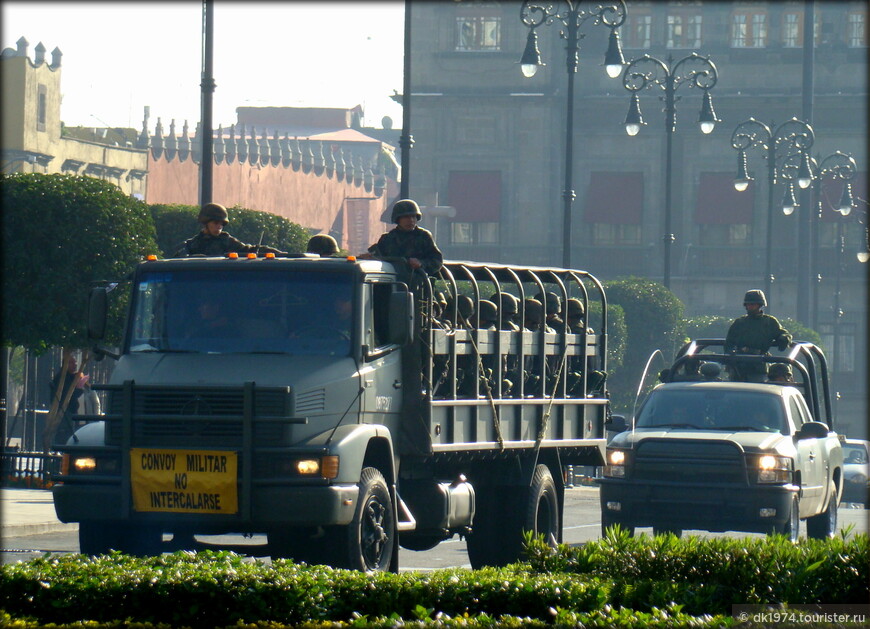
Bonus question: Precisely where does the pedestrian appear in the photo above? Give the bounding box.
[361,199,443,276]
[174,203,286,257]
[48,353,84,446]
[77,374,101,416]
[306,234,340,257]
[724,289,792,382]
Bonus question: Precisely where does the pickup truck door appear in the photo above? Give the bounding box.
[789,395,824,514]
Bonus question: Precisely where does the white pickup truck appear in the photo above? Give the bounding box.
[599,340,843,541]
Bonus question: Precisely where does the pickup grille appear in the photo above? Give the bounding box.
[632,439,746,484]
[104,386,291,447]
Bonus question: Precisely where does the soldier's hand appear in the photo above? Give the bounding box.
[408,257,422,270]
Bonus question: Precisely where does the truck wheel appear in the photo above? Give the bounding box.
[806,486,838,540]
[773,496,800,543]
[334,467,395,572]
[467,464,560,568]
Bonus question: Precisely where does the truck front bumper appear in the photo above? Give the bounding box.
[53,482,359,531]
[598,478,798,534]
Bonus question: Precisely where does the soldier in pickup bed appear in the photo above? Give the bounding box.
[724,289,792,382]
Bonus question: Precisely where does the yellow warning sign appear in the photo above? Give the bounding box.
[130,448,238,514]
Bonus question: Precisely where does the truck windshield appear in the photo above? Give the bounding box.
[128,269,353,356]
[636,389,785,433]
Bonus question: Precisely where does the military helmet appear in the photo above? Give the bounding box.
[199,202,229,225]
[743,289,767,307]
[566,298,585,318]
[306,234,339,256]
[496,293,519,316]
[768,363,793,379]
[524,298,544,324]
[456,295,475,319]
[535,291,562,316]
[391,199,422,223]
[477,299,497,323]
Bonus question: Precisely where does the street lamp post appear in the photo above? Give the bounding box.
[622,53,719,289]
[519,0,627,269]
[731,117,814,306]
[806,152,857,388]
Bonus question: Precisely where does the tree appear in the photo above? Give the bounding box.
[2,173,159,449]
[150,203,311,257]
[603,277,684,414]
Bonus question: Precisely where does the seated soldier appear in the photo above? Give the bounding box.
[767,362,795,383]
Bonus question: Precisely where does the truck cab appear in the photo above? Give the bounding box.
[599,340,843,541]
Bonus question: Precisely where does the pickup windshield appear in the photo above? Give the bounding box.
[636,389,785,433]
[128,269,353,356]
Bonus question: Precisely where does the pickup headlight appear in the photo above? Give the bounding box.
[753,454,792,484]
[603,448,630,478]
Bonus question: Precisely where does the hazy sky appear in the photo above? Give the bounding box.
[2,2,405,131]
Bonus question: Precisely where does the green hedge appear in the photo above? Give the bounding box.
[525,528,869,615]
[2,532,867,626]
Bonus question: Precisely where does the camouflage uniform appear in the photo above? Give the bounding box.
[177,232,283,257]
[368,227,443,276]
[724,290,792,382]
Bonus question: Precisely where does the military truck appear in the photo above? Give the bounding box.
[599,339,843,541]
[53,253,612,570]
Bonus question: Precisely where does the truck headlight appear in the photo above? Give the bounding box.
[293,456,339,479]
[754,454,792,483]
[603,449,629,478]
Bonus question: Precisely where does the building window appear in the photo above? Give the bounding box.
[591,224,641,246]
[450,222,499,245]
[626,13,651,49]
[819,323,856,373]
[667,12,702,48]
[698,224,751,246]
[37,84,47,132]
[847,10,867,47]
[781,11,822,47]
[731,10,767,48]
[455,12,500,52]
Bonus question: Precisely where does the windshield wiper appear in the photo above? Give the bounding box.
[715,425,769,432]
[645,423,701,429]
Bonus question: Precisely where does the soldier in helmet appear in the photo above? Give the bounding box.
[767,362,795,383]
[176,203,286,257]
[362,199,443,276]
[724,289,792,382]
[476,299,498,330]
[535,291,564,330]
[306,234,339,257]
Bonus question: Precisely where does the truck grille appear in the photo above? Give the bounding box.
[104,387,290,447]
[632,439,746,484]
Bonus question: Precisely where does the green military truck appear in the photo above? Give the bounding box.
[599,339,843,541]
[53,254,612,570]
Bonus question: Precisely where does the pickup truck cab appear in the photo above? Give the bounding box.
[599,340,843,541]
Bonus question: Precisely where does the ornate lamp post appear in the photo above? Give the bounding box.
[622,53,719,289]
[731,117,814,306]
[519,0,627,269]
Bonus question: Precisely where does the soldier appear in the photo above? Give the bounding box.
[523,298,553,333]
[362,199,443,276]
[493,293,521,332]
[565,298,591,334]
[175,203,286,257]
[767,363,795,383]
[535,291,564,330]
[476,299,498,330]
[306,234,339,257]
[724,290,792,382]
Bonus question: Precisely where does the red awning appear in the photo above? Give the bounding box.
[818,172,866,223]
[696,172,754,225]
[583,172,643,224]
[448,171,502,222]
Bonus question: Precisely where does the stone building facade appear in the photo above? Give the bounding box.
[405,1,867,436]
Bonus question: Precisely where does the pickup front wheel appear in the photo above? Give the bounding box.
[806,484,838,540]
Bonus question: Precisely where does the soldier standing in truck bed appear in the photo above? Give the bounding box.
[175,203,286,257]
[363,199,443,276]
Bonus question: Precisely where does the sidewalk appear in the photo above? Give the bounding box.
[1,486,78,538]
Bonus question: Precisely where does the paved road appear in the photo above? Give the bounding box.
[2,486,867,569]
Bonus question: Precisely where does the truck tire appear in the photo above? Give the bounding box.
[806,485,838,540]
[79,521,162,556]
[772,495,800,543]
[467,464,560,568]
[333,467,395,572]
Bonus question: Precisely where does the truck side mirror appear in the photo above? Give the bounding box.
[796,421,830,440]
[388,289,414,346]
[87,287,108,341]
[606,414,627,433]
